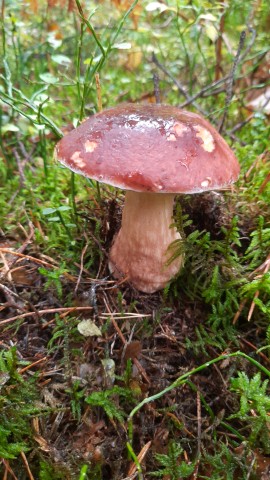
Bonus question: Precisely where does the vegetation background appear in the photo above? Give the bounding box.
[0,0,269,478]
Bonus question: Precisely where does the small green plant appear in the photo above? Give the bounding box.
[39,263,68,299]
[200,442,248,480]
[244,216,270,269]
[85,385,133,423]
[0,347,38,459]
[66,380,86,421]
[230,372,270,451]
[38,459,70,480]
[42,206,76,240]
[150,441,195,479]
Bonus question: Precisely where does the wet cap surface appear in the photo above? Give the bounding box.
[55,104,240,193]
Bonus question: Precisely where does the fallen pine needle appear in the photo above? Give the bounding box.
[127,441,152,477]
[0,306,93,325]
[20,452,35,480]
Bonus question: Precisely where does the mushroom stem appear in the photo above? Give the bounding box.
[109,191,183,293]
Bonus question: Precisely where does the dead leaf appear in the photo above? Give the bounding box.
[123,340,142,361]
[77,319,102,337]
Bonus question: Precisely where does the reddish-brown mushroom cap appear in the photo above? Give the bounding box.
[55,104,240,293]
[55,103,240,193]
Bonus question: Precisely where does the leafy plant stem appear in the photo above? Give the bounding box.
[126,442,144,480]
[186,380,245,442]
[75,0,106,58]
[0,89,63,138]
[78,464,88,479]
[57,211,72,239]
[127,351,270,441]
[70,172,78,222]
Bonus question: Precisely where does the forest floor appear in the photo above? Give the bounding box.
[0,1,270,479]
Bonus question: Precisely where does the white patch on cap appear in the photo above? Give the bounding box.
[194,125,215,152]
[71,151,86,168]
[84,140,98,153]
[172,122,189,137]
[167,133,177,142]
[201,177,212,187]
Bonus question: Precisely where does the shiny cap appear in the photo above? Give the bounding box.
[55,103,240,193]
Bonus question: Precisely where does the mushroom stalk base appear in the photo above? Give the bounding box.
[109,191,183,293]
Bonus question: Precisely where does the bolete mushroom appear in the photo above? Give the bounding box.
[55,104,240,293]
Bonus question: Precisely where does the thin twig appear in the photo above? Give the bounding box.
[0,306,93,326]
[0,248,53,268]
[103,297,150,383]
[228,114,254,134]
[75,241,89,293]
[0,282,21,301]
[218,30,247,133]
[19,357,47,374]
[179,75,230,108]
[20,452,35,480]
[153,72,161,104]
[12,148,26,188]
[127,441,152,477]
[1,460,18,480]
[152,53,212,121]
[215,5,225,81]
[95,72,103,112]
[151,52,246,144]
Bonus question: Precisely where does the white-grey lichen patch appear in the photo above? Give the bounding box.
[172,122,190,137]
[71,151,86,168]
[166,133,177,142]
[84,140,98,153]
[194,125,215,152]
[201,177,212,187]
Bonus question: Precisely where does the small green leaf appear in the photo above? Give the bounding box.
[42,207,57,215]
[57,206,72,212]
[51,54,71,66]
[1,123,20,133]
[39,72,59,84]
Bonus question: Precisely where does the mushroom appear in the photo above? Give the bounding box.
[55,104,240,293]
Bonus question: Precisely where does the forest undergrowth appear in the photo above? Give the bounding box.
[0,1,270,479]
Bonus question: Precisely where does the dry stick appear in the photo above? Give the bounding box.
[248,254,270,321]
[153,72,161,104]
[75,240,89,293]
[20,452,35,480]
[233,253,270,324]
[180,26,256,110]
[0,251,13,282]
[104,297,127,345]
[0,248,54,268]
[19,357,47,374]
[18,140,35,162]
[2,460,19,480]
[95,72,103,112]
[152,53,209,117]
[0,247,75,282]
[12,148,26,188]
[228,114,254,134]
[179,75,229,108]
[240,337,270,365]
[0,306,93,326]
[153,53,248,146]
[103,298,150,384]
[215,9,225,81]
[1,0,5,20]
[127,441,152,477]
[151,52,245,143]
[218,30,247,133]
[191,390,202,480]
[258,171,270,194]
[0,282,22,302]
